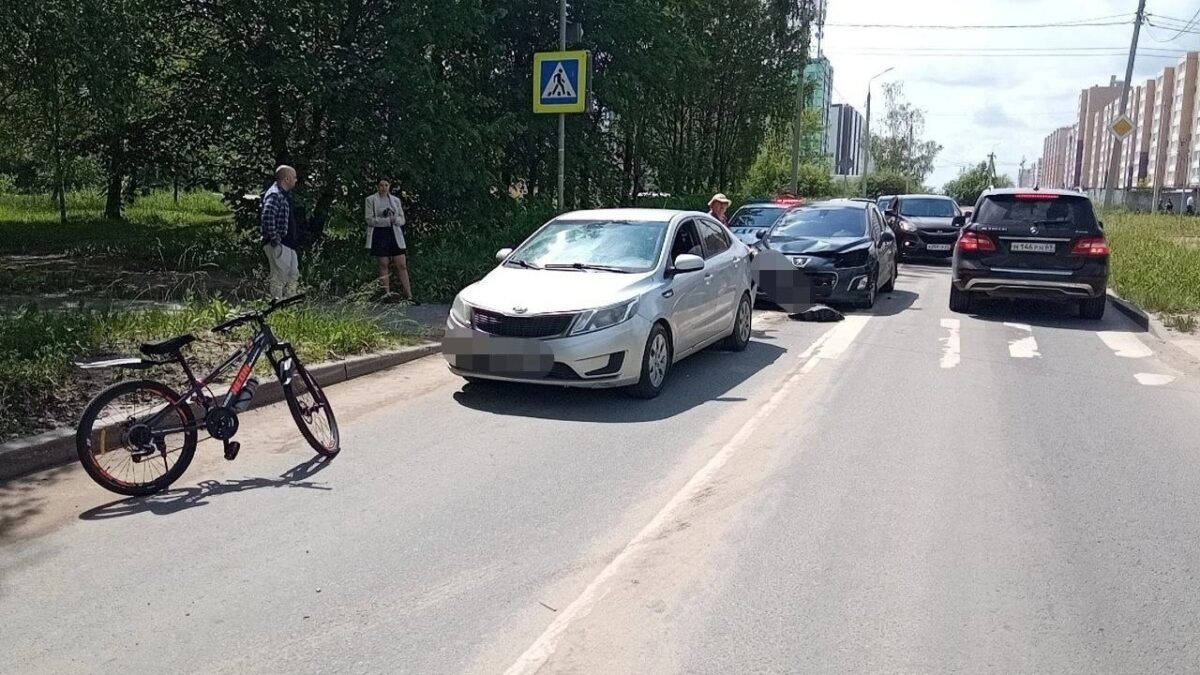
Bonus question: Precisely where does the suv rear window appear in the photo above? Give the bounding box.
[975,194,1099,232]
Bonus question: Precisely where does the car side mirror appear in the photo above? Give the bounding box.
[672,253,705,274]
[885,209,897,219]
[951,216,967,228]
[880,229,896,243]
[755,229,767,240]
[495,248,514,263]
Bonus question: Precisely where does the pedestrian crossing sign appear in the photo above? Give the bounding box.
[533,51,589,114]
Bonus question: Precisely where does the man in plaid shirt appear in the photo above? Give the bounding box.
[261,165,300,298]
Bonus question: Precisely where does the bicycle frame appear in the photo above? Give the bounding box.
[141,320,295,436]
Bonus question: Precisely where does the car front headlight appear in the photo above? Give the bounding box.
[450,295,472,325]
[899,220,918,233]
[569,299,640,336]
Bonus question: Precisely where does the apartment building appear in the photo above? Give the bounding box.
[1093,83,1148,189]
[1074,78,1123,188]
[827,103,865,176]
[1164,53,1198,188]
[1039,125,1075,189]
[1149,65,1178,188]
[1035,53,1200,192]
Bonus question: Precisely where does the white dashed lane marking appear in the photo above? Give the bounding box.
[1098,331,1154,359]
[939,318,961,369]
[1004,322,1041,359]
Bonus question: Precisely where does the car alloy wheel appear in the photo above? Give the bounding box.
[737,298,752,344]
[648,331,669,388]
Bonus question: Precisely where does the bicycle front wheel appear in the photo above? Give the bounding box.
[76,380,198,496]
[280,355,340,456]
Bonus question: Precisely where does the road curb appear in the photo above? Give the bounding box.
[1106,290,1151,332]
[0,342,441,483]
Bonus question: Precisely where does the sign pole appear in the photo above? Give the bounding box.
[1103,0,1146,209]
[557,0,567,213]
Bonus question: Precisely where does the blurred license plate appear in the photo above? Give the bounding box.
[1011,242,1056,253]
[926,244,952,251]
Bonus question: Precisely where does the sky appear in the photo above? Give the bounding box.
[820,0,1200,189]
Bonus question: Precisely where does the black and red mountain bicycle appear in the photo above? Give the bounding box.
[75,294,339,496]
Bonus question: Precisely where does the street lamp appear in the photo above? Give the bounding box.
[861,66,894,196]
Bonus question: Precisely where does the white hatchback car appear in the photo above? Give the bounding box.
[443,209,755,398]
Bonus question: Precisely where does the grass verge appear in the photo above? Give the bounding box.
[0,298,423,443]
[1105,212,1200,332]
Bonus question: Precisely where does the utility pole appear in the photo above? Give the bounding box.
[1019,156,1027,187]
[987,152,997,187]
[791,1,826,195]
[861,67,894,197]
[557,0,567,212]
[1103,0,1147,209]
[789,66,806,196]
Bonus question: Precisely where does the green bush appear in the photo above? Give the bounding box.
[0,299,420,442]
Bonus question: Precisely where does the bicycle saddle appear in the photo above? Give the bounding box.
[140,334,196,357]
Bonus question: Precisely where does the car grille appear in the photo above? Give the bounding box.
[919,229,960,241]
[472,309,576,338]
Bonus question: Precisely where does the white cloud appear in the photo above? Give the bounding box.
[820,0,1200,188]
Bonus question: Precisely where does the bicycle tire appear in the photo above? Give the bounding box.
[281,355,341,456]
[76,380,198,496]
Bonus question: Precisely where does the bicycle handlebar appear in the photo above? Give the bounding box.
[212,294,307,334]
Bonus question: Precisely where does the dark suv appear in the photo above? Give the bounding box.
[950,189,1109,319]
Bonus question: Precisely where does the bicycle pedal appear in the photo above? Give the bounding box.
[223,441,241,461]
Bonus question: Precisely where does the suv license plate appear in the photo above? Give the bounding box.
[1010,242,1056,253]
[926,244,952,251]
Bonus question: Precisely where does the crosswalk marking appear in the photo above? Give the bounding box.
[1003,322,1041,359]
[1098,331,1153,359]
[1135,373,1176,386]
[939,318,961,369]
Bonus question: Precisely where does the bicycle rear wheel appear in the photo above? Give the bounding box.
[281,355,340,456]
[76,380,198,496]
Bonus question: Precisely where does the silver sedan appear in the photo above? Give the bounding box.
[443,208,755,398]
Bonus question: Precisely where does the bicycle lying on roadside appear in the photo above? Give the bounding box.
[74,294,340,496]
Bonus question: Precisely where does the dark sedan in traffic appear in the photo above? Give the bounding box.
[759,200,898,309]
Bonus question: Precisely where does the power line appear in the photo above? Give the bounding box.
[837,45,1187,54]
[827,51,1181,59]
[824,18,1133,30]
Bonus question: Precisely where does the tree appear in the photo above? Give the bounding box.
[869,82,941,184]
[943,162,1014,206]
[862,170,911,199]
[741,109,827,196]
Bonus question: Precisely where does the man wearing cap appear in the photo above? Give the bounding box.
[708,193,731,225]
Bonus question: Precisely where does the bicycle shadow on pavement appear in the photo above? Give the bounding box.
[77,454,333,521]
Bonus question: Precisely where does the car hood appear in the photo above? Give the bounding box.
[459,265,652,314]
[767,236,870,255]
[902,216,956,229]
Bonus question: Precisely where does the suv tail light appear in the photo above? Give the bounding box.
[957,231,997,252]
[1071,236,1110,257]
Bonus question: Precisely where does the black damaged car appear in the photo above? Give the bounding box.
[760,200,898,309]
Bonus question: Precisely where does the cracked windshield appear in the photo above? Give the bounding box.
[2,0,1200,673]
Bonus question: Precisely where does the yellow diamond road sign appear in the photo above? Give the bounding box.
[1109,114,1135,140]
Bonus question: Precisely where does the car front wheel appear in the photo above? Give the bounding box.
[628,323,672,399]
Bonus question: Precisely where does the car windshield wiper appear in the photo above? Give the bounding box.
[506,259,542,270]
[544,262,633,273]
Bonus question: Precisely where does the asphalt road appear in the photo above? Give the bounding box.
[3,264,1200,675]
